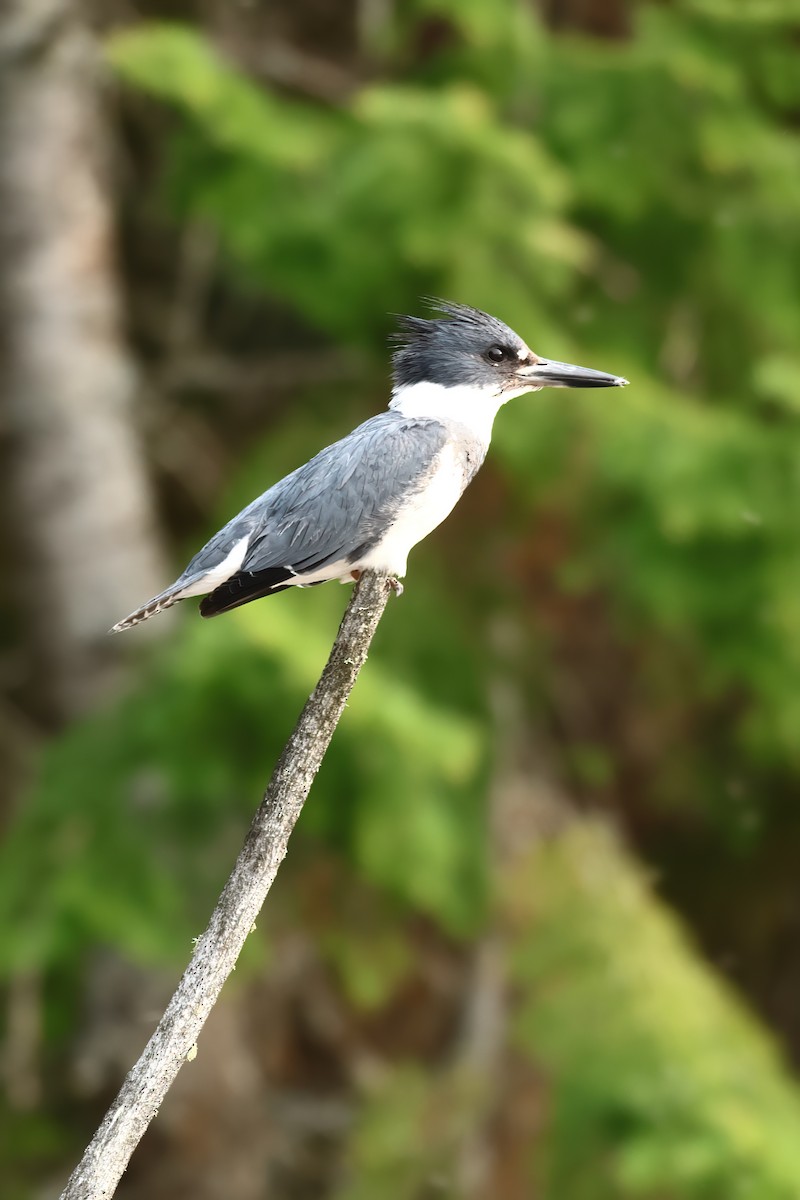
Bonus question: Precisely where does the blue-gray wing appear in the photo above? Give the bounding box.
[185,411,450,616]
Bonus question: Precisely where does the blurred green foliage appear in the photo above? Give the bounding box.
[0,580,487,968]
[5,0,800,1195]
[329,823,800,1199]
[511,824,800,1199]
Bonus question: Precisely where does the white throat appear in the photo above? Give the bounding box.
[389,381,510,446]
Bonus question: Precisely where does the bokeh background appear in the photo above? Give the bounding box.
[3,0,800,1196]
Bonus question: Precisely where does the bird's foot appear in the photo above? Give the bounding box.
[350,569,403,596]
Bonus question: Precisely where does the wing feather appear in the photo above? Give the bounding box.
[239,412,447,574]
[196,412,448,617]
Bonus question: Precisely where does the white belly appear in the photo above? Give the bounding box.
[355,443,466,577]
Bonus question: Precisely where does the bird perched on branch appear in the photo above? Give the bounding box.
[112,300,627,632]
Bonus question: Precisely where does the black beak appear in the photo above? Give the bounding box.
[519,358,628,389]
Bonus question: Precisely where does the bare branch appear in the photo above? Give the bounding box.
[60,571,394,1200]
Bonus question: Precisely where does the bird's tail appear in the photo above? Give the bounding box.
[109,585,186,633]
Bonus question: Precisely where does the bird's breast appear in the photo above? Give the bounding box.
[356,438,485,576]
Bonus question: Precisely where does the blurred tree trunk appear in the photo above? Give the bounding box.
[0,0,165,723]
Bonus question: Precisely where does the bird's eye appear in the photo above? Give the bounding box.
[486,345,507,364]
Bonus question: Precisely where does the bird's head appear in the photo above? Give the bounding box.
[391,300,628,402]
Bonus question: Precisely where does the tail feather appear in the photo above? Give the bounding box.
[110,586,186,633]
[113,564,298,630]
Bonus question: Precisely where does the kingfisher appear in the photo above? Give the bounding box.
[112,301,627,631]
